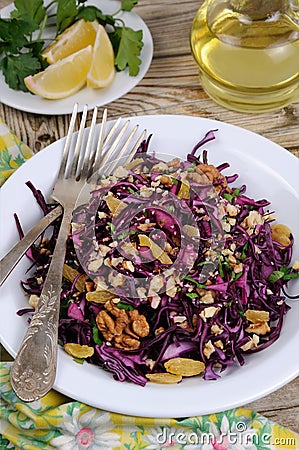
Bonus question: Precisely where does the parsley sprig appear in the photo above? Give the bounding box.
[268,265,299,283]
[223,188,241,203]
[0,0,143,92]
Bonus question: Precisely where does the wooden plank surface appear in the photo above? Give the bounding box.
[0,0,298,435]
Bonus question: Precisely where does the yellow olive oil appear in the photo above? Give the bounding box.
[190,2,299,112]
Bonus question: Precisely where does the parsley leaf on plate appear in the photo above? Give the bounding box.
[11,0,46,25]
[0,53,42,91]
[56,0,78,33]
[121,0,139,12]
[0,16,38,54]
[113,26,143,76]
[76,6,115,27]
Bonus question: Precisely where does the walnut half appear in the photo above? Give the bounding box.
[96,300,150,350]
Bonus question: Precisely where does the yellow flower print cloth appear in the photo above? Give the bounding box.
[0,118,33,186]
[0,363,298,450]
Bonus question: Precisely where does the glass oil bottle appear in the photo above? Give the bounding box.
[190,0,299,112]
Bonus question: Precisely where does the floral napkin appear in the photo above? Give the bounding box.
[0,118,33,186]
[0,122,298,450]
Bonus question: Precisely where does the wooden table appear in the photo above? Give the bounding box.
[1,0,298,434]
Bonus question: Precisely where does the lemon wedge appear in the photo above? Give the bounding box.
[24,46,93,99]
[64,343,94,359]
[87,23,116,88]
[42,18,97,64]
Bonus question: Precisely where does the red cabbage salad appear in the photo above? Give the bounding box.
[18,130,299,386]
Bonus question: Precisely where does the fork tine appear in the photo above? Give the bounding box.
[88,119,131,182]
[123,128,147,166]
[92,108,108,174]
[81,106,98,179]
[100,120,130,170]
[103,117,122,147]
[118,124,139,155]
[105,124,139,174]
[87,114,120,174]
[57,102,78,179]
[68,104,88,179]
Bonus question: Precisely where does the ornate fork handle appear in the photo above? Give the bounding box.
[0,206,62,286]
[10,207,73,402]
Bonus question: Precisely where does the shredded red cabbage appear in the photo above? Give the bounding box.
[17,130,299,385]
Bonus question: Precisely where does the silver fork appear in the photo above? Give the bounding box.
[10,104,146,402]
[0,115,143,286]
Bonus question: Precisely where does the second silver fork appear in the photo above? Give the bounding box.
[10,105,146,402]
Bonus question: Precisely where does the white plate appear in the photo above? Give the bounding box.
[1,115,299,418]
[0,0,153,115]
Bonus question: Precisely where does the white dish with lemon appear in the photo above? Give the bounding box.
[0,0,153,115]
[24,20,116,98]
